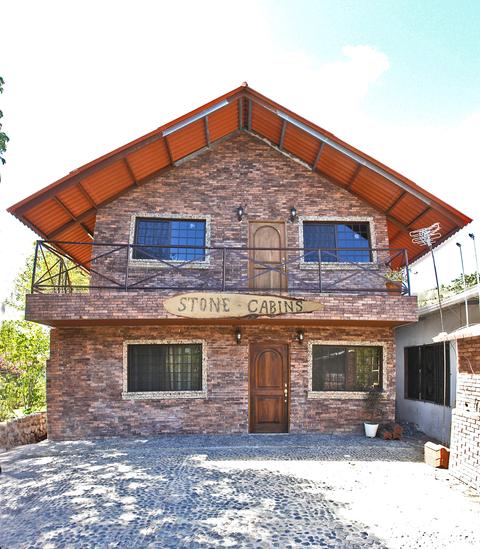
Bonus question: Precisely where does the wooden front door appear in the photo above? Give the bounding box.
[249,221,287,290]
[249,343,289,433]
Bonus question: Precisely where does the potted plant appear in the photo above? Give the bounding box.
[364,386,382,437]
[384,268,404,294]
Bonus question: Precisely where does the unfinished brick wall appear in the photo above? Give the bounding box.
[449,337,480,492]
[47,325,395,440]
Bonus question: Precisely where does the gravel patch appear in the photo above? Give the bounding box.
[0,434,478,548]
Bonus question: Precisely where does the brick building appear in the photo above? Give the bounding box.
[434,328,480,492]
[8,85,471,439]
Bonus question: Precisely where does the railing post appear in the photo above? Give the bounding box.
[31,241,40,294]
[221,248,226,291]
[318,248,322,293]
[125,245,130,292]
[404,249,411,296]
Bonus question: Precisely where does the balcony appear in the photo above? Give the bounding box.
[31,241,412,295]
[25,241,418,326]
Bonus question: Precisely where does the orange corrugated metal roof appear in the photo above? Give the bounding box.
[8,83,472,268]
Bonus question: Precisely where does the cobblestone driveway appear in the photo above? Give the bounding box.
[1,435,479,548]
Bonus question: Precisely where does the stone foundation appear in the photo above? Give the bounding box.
[0,412,47,451]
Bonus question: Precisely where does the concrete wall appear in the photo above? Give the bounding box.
[395,302,480,443]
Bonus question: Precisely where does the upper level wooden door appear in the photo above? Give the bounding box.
[249,343,289,433]
[249,221,287,290]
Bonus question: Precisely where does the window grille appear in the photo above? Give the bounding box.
[304,222,371,263]
[312,345,382,391]
[405,343,450,406]
[127,343,202,392]
[133,218,206,261]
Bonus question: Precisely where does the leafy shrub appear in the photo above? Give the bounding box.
[0,321,49,421]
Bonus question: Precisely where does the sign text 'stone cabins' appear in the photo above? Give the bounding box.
[8,84,471,438]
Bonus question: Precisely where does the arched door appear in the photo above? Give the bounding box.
[249,343,289,433]
[249,221,287,290]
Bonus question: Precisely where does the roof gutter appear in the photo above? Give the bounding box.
[162,99,230,137]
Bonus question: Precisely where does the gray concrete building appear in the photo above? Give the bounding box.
[395,286,480,443]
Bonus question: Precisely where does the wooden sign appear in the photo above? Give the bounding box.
[164,292,322,319]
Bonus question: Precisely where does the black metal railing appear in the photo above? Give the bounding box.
[30,240,411,295]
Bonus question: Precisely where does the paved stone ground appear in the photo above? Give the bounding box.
[0,435,479,548]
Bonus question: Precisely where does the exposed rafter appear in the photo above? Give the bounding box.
[346,164,362,190]
[204,116,211,147]
[386,190,407,213]
[278,119,287,150]
[311,142,325,171]
[164,136,173,164]
[123,158,138,186]
[52,197,94,239]
[78,182,97,209]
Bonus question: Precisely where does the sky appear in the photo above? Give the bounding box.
[1,0,479,308]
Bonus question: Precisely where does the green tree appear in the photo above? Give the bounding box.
[0,321,49,420]
[6,243,90,310]
[0,76,9,167]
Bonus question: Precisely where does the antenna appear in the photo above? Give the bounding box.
[468,233,480,315]
[410,223,448,445]
[456,243,469,327]
[409,222,442,247]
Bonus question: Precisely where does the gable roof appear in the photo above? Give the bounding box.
[8,83,472,268]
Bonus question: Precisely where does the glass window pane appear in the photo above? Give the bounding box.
[133,219,206,261]
[304,223,336,262]
[312,346,346,390]
[127,344,202,392]
[312,345,382,392]
[303,222,371,263]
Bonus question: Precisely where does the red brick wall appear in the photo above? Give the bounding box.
[450,337,480,492]
[87,132,392,292]
[95,132,389,246]
[457,336,480,374]
[47,325,395,440]
[26,291,418,325]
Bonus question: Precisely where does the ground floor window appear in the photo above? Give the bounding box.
[405,343,450,405]
[127,343,203,393]
[312,344,382,391]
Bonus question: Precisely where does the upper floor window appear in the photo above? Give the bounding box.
[303,222,371,263]
[312,344,382,391]
[133,218,206,261]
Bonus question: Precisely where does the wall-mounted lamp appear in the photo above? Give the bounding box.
[289,206,297,223]
[235,327,242,344]
[236,206,245,222]
[296,329,305,344]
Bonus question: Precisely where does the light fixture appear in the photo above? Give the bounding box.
[236,206,245,221]
[296,329,304,344]
[235,327,242,344]
[289,206,297,222]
